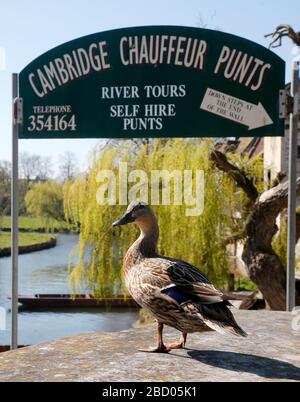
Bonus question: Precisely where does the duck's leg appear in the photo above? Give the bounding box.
[139,322,169,353]
[167,332,187,350]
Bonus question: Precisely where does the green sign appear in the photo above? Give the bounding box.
[19,26,285,139]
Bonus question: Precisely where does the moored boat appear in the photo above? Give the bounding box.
[17,294,139,309]
[0,346,27,353]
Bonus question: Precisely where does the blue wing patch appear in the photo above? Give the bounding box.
[161,284,192,305]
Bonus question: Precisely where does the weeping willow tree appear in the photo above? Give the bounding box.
[64,139,263,298]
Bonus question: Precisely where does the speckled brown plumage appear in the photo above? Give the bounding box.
[113,202,247,352]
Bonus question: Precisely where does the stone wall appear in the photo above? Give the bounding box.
[0,311,299,382]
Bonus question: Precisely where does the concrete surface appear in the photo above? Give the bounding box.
[0,311,299,382]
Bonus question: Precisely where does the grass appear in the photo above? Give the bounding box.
[0,216,71,233]
[234,276,258,292]
[215,276,258,292]
[0,231,54,249]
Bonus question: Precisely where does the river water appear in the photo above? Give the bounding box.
[0,234,139,346]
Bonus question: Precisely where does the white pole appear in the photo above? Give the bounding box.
[287,61,300,312]
[11,73,19,349]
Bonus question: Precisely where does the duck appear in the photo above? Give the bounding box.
[113,201,247,353]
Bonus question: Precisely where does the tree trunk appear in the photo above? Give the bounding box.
[242,180,300,310]
[211,151,300,310]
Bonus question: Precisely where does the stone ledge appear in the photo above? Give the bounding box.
[0,311,299,382]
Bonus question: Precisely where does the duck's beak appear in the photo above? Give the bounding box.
[112,212,135,227]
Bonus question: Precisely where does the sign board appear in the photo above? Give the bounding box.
[19,26,285,139]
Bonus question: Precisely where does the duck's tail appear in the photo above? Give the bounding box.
[202,318,248,337]
[197,302,248,338]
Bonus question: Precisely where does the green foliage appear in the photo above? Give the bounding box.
[234,276,258,292]
[63,177,88,231]
[272,218,287,269]
[228,153,265,207]
[25,181,65,222]
[231,154,265,194]
[0,161,11,215]
[138,308,156,325]
[65,139,262,297]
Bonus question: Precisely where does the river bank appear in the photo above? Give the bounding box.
[0,216,74,233]
[0,233,57,257]
[0,216,71,256]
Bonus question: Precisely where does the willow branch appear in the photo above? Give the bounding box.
[210,150,259,203]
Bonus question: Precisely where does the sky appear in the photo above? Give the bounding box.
[0,0,299,172]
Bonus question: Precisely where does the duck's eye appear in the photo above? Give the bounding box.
[133,204,145,212]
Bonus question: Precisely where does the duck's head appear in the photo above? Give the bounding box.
[112,201,155,228]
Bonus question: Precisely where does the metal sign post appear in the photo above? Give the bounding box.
[11,73,20,349]
[287,61,300,312]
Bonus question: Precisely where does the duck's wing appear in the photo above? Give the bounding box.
[132,258,246,336]
[146,257,224,305]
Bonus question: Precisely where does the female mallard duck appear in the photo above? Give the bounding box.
[113,201,247,353]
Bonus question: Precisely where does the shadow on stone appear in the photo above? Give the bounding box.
[187,350,300,381]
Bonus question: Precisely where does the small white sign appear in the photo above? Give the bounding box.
[200,88,273,131]
[0,306,6,331]
[0,46,6,71]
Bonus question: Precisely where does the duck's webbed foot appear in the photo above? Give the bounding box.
[166,342,184,350]
[139,326,188,353]
[138,345,170,354]
[139,322,171,353]
[166,332,187,350]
